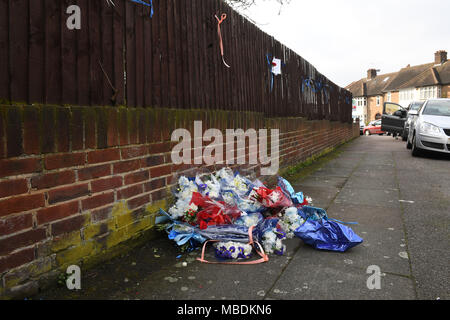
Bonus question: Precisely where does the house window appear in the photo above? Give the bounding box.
[387,92,392,102]
[376,96,381,106]
[355,97,367,107]
[419,86,440,100]
[400,88,415,101]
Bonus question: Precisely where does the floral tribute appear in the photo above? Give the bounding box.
[157,168,316,260]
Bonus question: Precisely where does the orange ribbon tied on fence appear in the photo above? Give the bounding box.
[215,13,231,68]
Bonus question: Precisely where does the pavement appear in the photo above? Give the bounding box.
[33,136,449,300]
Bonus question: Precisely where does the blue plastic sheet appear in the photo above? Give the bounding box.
[294,219,363,252]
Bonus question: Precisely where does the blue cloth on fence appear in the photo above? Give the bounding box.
[294,219,363,252]
[130,0,153,17]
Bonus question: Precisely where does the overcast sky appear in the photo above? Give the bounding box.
[241,0,450,88]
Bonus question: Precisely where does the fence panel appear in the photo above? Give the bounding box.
[0,0,352,122]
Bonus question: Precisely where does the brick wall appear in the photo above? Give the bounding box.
[0,105,359,298]
[442,84,450,98]
[367,96,384,121]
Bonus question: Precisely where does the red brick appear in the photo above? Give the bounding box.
[0,193,45,218]
[140,155,164,168]
[87,149,120,164]
[91,176,123,193]
[0,214,33,236]
[118,108,129,146]
[128,110,138,145]
[51,214,86,236]
[0,228,46,255]
[45,153,85,170]
[144,177,166,192]
[151,188,167,202]
[150,164,172,178]
[6,107,24,157]
[107,108,119,147]
[56,108,71,153]
[113,159,141,174]
[81,192,114,211]
[128,194,150,210]
[23,107,40,155]
[121,146,148,160]
[124,170,149,185]
[48,184,90,205]
[36,201,79,225]
[91,206,113,223]
[71,108,84,151]
[31,171,76,190]
[0,247,35,274]
[149,142,173,154]
[0,179,28,198]
[78,164,111,181]
[117,185,143,200]
[0,158,41,179]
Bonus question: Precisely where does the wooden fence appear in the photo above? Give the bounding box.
[0,0,352,121]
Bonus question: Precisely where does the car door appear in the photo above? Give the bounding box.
[381,102,407,134]
[373,120,381,134]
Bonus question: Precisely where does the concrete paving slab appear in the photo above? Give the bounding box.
[266,246,416,300]
[334,187,401,209]
[292,175,348,189]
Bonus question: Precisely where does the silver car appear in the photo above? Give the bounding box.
[407,99,450,156]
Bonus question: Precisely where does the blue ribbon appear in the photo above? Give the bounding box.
[329,218,359,225]
[266,54,274,92]
[130,0,153,17]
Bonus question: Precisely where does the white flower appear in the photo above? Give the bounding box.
[262,228,286,255]
[278,207,305,239]
[235,214,261,228]
[214,241,253,260]
[268,190,281,203]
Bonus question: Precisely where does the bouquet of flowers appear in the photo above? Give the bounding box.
[252,186,293,209]
[157,167,361,262]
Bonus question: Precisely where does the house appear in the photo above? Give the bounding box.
[346,50,450,123]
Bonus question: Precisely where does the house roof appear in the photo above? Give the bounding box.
[383,62,434,91]
[345,72,397,97]
[346,58,450,97]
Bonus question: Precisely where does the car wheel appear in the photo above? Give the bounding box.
[406,138,412,149]
[411,134,422,157]
[365,130,371,136]
[402,130,408,141]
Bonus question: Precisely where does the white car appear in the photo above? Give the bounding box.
[407,99,450,156]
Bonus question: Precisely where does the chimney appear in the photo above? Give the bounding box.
[367,69,377,80]
[435,50,447,65]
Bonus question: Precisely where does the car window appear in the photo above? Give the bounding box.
[422,100,450,117]
[409,102,424,111]
[384,102,403,115]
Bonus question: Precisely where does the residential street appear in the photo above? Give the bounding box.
[33,136,449,300]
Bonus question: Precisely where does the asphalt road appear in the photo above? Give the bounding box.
[33,135,449,300]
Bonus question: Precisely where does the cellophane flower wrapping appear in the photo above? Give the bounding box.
[158,167,362,259]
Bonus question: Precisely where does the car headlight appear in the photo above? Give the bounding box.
[420,122,441,136]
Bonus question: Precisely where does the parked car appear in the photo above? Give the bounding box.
[363,120,385,136]
[405,99,450,156]
[402,101,425,141]
[381,102,408,137]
